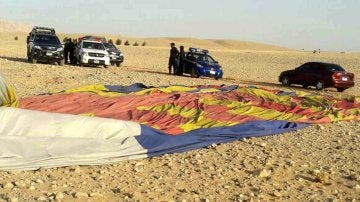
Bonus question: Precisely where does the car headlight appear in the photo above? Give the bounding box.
[57,47,63,51]
[34,45,42,50]
[82,52,88,56]
[119,53,124,56]
[105,53,109,57]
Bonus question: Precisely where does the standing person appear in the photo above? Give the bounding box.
[178,45,186,76]
[72,39,78,65]
[68,39,75,64]
[168,42,179,75]
[64,38,70,64]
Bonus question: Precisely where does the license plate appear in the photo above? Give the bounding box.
[342,77,348,81]
[210,70,216,74]
[46,52,53,56]
[94,60,99,64]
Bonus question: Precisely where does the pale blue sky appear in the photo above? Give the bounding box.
[1,0,359,51]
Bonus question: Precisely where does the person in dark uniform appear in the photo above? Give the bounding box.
[168,42,179,75]
[178,45,186,76]
[67,39,75,64]
[64,38,70,64]
[72,39,78,65]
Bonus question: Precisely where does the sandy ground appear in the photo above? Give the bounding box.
[0,32,359,201]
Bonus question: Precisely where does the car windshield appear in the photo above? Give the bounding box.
[326,64,345,71]
[103,43,115,49]
[34,35,60,44]
[103,43,118,51]
[189,53,216,63]
[82,42,105,50]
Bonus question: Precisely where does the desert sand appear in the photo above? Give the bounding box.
[0,30,359,202]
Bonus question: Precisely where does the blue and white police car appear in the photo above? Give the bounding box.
[183,48,223,80]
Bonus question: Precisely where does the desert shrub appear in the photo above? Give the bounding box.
[124,40,130,46]
[133,41,139,46]
[108,39,114,44]
[63,37,68,42]
[142,42,146,46]
[14,36,18,40]
[116,39,122,45]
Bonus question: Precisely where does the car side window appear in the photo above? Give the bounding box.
[325,64,345,71]
[300,63,322,74]
[307,63,321,74]
[298,64,310,72]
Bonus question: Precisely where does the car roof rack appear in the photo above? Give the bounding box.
[189,47,209,54]
[31,26,56,35]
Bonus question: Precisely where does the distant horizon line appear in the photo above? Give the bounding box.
[0,19,358,52]
[1,30,358,53]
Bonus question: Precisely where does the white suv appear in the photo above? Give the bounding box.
[75,40,110,68]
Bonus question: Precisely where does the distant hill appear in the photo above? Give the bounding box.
[56,34,290,51]
[0,19,289,51]
[117,37,290,51]
[0,20,31,33]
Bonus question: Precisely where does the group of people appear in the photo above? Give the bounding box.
[63,38,76,64]
[168,42,187,76]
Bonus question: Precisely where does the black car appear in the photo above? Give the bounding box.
[103,42,124,67]
[279,62,355,92]
[27,26,64,65]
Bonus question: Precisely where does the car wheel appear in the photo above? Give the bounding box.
[58,59,64,66]
[302,85,308,88]
[315,80,324,90]
[337,87,345,92]
[116,62,121,67]
[104,65,108,68]
[31,58,37,64]
[27,57,31,62]
[191,68,199,78]
[281,76,290,86]
[215,76,221,80]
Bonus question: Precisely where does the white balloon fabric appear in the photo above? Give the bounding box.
[0,107,147,170]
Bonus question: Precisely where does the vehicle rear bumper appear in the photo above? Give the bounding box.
[333,82,354,88]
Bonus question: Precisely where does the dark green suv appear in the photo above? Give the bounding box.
[26,27,64,65]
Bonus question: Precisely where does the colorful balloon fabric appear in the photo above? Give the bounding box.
[20,83,360,133]
[0,83,359,170]
[0,73,18,107]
